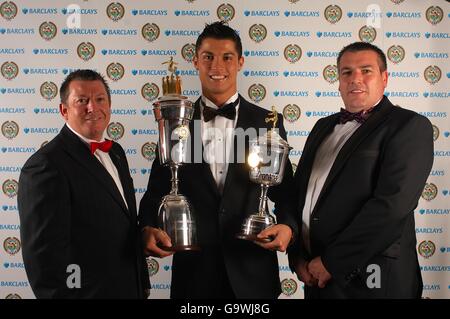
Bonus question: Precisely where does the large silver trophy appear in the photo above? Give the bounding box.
[153,58,199,251]
[237,107,292,242]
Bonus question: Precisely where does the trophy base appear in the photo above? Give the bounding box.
[160,245,201,252]
[236,214,276,243]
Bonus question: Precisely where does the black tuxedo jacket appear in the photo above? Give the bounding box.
[18,125,149,298]
[139,96,298,298]
[288,96,434,298]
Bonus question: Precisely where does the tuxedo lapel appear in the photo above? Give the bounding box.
[59,125,130,217]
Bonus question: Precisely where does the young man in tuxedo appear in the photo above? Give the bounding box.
[139,22,297,298]
[289,42,433,298]
[18,69,149,298]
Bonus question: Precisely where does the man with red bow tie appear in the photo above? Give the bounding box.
[18,69,149,298]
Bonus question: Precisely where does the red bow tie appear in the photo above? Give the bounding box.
[90,140,113,154]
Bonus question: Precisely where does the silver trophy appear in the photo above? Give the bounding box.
[237,107,292,242]
[153,58,199,251]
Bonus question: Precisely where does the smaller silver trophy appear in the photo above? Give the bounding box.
[236,107,292,242]
[153,57,199,251]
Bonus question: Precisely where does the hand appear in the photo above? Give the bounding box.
[253,224,292,252]
[307,256,332,288]
[142,226,174,258]
[294,259,318,287]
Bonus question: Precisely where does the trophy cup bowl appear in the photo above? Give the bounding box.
[236,112,292,243]
[152,61,199,251]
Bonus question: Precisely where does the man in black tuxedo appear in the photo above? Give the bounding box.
[288,42,433,298]
[18,70,149,298]
[139,22,297,298]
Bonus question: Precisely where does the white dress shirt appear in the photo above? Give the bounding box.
[66,124,128,208]
[200,92,240,194]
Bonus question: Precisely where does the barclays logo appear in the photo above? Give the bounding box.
[3,262,25,269]
[419,111,447,118]
[440,247,450,253]
[132,69,167,76]
[101,49,137,56]
[101,29,137,36]
[165,30,200,37]
[22,8,57,15]
[416,227,443,234]
[140,168,151,175]
[315,91,341,97]
[131,9,167,16]
[244,10,280,17]
[384,91,419,98]
[1,205,18,212]
[288,131,310,137]
[62,68,85,75]
[62,8,98,15]
[284,11,320,17]
[429,170,445,176]
[132,129,158,136]
[388,72,419,78]
[0,48,25,54]
[33,48,69,55]
[289,150,303,156]
[141,49,177,56]
[273,90,308,97]
[385,32,420,38]
[1,28,34,35]
[279,265,291,272]
[111,109,137,116]
[1,147,36,153]
[316,31,351,38]
[243,50,279,57]
[425,33,450,39]
[0,88,35,94]
[423,92,450,98]
[283,71,319,78]
[111,89,137,95]
[0,224,20,230]
[0,107,25,114]
[182,90,200,97]
[23,127,59,134]
[347,12,383,18]
[176,69,199,77]
[420,265,450,272]
[135,188,147,194]
[306,51,338,58]
[305,111,337,117]
[414,52,448,59]
[0,166,21,173]
[62,28,97,35]
[23,68,58,75]
[243,70,279,77]
[151,284,171,289]
[33,108,59,115]
[125,149,137,155]
[417,208,449,215]
[0,281,29,287]
[386,11,421,18]
[274,31,310,37]
[173,10,210,17]
[140,109,153,116]
[434,150,450,156]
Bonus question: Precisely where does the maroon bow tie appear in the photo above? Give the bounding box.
[90,140,113,154]
[338,107,374,124]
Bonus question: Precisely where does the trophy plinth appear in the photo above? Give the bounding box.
[153,57,199,251]
[237,107,292,242]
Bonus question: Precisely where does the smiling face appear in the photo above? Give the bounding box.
[59,80,111,141]
[193,38,244,107]
[338,50,388,112]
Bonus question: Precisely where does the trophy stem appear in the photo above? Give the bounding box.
[258,184,269,216]
[169,164,179,195]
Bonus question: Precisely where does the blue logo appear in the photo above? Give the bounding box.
[131,9,167,16]
[61,8,97,15]
[287,130,310,137]
[164,29,200,37]
[61,28,97,35]
[23,127,59,134]
[384,91,419,98]
[417,208,449,215]
[0,166,21,173]
[32,48,68,55]
[0,48,25,54]
[273,90,308,97]
[22,8,57,15]
[0,107,25,114]
[100,29,137,36]
[111,109,137,116]
[243,70,279,77]
[419,111,447,118]
[132,69,167,76]
[0,28,34,35]
[111,89,137,95]
[1,147,36,153]
[386,32,420,38]
[305,111,337,117]
[244,10,279,17]
[173,10,209,17]
[101,49,137,56]
[0,88,35,94]
[23,68,58,75]
[388,71,419,78]
[284,11,319,17]
[273,30,310,37]
[283,71,319,78]
[316,31,351,38]
[33,108,59,115]
[425,32,450,39]
[315,91,341,97]
[306,51,338,58]
[141,49,177,56]
[347,11,383,19]
[414,52,448,59]
[386,11,421,18]
[243,50,279,57]
[422,92,449,98]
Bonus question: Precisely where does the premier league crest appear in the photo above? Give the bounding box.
[2,179,18,198]
[281,278,298,296]
[142,23,160,42]
[181,43,196,63]
[248,84,266,103]
[107,122,125,141]
[39,21,57,41]
[217,3,235,23]
[5,294,21,299]
[106,62,125,81]
[426,6,443,25]
[358,25,377,43]
[1,120,19,139]
[141,142,157,161]
[387,45,405,64]
[421,183,437,201]
[40,81,58,100]
[424,65,441,85]
[249,24,267,43]
[3,237,20,255]
[418,240,435,259]
[147,258,159,277]
[324,5,342,24]
[1,61,19,80]
[141,83,160,102]
[0,1,17,20]
[283,104,301,123]
[432,125,439,141]
[106,2,125,21]
[323,65,339,84]
[77,42,96,61]
[284,44,302,64]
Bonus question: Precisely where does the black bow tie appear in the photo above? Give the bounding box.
[338,107,374,124]
[202,97,239,122]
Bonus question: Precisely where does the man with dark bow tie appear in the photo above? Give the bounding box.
[18,69,149,298]
[288,42,434,298]
[139,22,298,299]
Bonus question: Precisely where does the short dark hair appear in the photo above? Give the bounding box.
[337,42,387,73]
[195,21,242,58]
[59,69,111,104]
